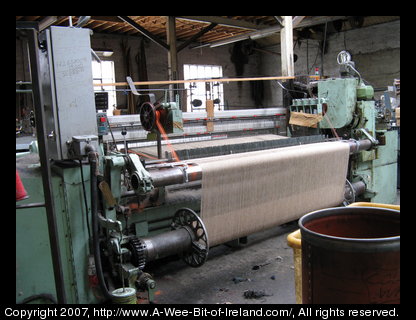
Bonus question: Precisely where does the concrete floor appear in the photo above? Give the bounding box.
[141,222,299,304]
[141,190,400,305]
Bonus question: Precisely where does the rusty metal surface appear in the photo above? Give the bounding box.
[299,207,400,304]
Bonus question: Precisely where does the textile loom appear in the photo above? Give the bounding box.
[16,26,398,304]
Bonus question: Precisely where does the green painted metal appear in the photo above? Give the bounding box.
[318,78,357,129]
[104,153,124,222]
[291,97,326,114]
[16,155,100,304]
[16,156,57,303]
[162,102,183,134]
[356,84,374,100]
[53,165,99,304]
[350,88,398,204]
[16,195,56,302]
[353,130,398,204]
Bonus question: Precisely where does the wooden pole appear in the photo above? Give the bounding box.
[206,99,214,132]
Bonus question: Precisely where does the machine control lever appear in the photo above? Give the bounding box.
[357,128,378,146]
[98,213,122,233]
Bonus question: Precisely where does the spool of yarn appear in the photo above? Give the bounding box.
[111,287,137,304]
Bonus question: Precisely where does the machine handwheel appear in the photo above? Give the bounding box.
[172,208,209,267]
[139,102,156,131]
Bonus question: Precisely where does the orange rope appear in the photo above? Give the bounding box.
[127,109,180,162]
[155,110,180,162]
[128,149,159,160]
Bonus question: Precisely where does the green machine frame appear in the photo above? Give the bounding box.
[289,62,398,204]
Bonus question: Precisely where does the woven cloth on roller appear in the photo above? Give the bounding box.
[193,141,350,247]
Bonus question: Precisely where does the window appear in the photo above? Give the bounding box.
[92,60,117,116]
[183,64,224,112]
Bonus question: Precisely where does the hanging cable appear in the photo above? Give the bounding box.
[88,150,115,301]
[106,117,118,152]
[276,81,307,98]
[306,39,309,75]
[79,160,92,243]
[308,48,320,75]
[321,21,328,77]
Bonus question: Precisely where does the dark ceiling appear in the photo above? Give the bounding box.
[16,16,400,49]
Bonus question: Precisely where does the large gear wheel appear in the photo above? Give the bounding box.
[127,237,147,269]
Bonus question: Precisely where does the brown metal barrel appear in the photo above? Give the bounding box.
[299,206,400,304]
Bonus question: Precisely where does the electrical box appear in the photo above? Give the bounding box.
[71,135,99,157]
[95,92,108,110]
[39,26,98,160]
[96,112,109,135]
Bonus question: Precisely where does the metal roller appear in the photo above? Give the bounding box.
[128,208,209,269]
[148,164,202,187]
[144,139,372,189]
[346,138,373,153]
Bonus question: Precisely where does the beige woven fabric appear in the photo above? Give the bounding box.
[194,141,350,247]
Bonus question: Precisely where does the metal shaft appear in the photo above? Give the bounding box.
[346,139,372,153]
[157,131,162,159]
[142,227,194,262]
[350,180,366,197]
[149,164,202,187]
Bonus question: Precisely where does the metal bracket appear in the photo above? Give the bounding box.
[177,163,189,183]
[357,128,378,146]
[136,272,156,303]
[98,213,122,232]
[127,153,154,195]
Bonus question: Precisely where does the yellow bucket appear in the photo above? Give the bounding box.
[287,228,302,304]
[347,201,400,211]
[286,202,400,304]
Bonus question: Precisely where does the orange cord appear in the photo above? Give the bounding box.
[128,149,159,160]
[155,110,180,162]
[127,109,180,162]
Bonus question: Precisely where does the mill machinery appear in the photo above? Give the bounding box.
[16,26,398,304]
[288,50,398,204]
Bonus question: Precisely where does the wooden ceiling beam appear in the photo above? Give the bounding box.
[118,16,169,50]
[176,16,268,30]
[177,23,217,52]
[90,16,124,23]
[192,16,348,49]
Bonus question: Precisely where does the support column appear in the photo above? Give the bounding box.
[280,16,295,134]
[280,16,294,78]
[166,16,179,106]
